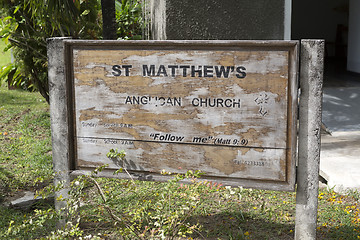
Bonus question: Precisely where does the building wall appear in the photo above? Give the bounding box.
[146,0,288,40]
[347,0,360,73]
[292,0,349,57]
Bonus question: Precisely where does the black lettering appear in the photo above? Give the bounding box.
[204,65,213,77]
[112,65,121,76]
[233,99,241,108]
[200,98,207,107]
[154,133,160,140]
[191,66,202,77]
[191,98,241,108]
[215,66,231,78]
[176,136,184,141]
[224,99,232,107]
[215,66,232,78]
[236,66,246,78]
[156,65,168,77]
[132,96,140,105]
[159,97,166,106]
[125,96,132,104]
[122,65,132,76]
[216,98,224,107]
[140,96,149,104]
[173,97,181,106]
[166,97,173,106]
[143,65,155,76]
[168,65,178,77]
[81,122,97,128]
[192,98,199,107]
[240,139,248,145]
[208,98,216,107]
[180,65,190,77]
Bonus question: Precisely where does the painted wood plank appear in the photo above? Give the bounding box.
[66,40,298,190]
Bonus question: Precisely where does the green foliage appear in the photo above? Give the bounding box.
[0,0,102,102]
[68,169,216,239]
[0,34,11,66]
[115,0,143,40]
[106,148,126,159]
[0,0,143,102]
[5,208,58,239]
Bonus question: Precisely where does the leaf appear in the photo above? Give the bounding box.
[13,6,21,14]
[115,0,122,12]
[81,9,90,16]
[0,64,15,83]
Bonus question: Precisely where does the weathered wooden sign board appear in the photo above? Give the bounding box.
[64,40,298,191]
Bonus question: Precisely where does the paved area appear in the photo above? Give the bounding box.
[320,65,360,192]
[320,131,360,192]
[322,87,360,132]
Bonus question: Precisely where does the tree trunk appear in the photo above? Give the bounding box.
[101,0,117,40]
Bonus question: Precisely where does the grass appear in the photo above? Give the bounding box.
[36,175,359,240]
[0,86,53,198]
[0,86,359,239]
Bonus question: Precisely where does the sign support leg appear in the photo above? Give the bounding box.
[295,39,324,239]
[47,37,72,226]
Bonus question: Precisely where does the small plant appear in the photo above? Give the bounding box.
[106,148,126,159]
[63,165,208,239]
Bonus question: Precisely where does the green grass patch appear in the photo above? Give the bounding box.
[0,85,52,199]
[0,87,359,239]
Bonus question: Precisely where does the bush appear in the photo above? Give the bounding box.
[0,0,143,103]
[115,0,143,40]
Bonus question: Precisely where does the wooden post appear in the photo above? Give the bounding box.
[295,39,324,239]
[47,37,72,223]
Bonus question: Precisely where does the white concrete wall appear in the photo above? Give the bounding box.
[347,0,360,73]
[284,0,292,40]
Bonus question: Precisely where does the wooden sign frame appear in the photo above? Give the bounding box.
[62,40,298,191]
[49,38,324,240]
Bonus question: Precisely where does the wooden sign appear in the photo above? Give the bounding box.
[65,40,299,191]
